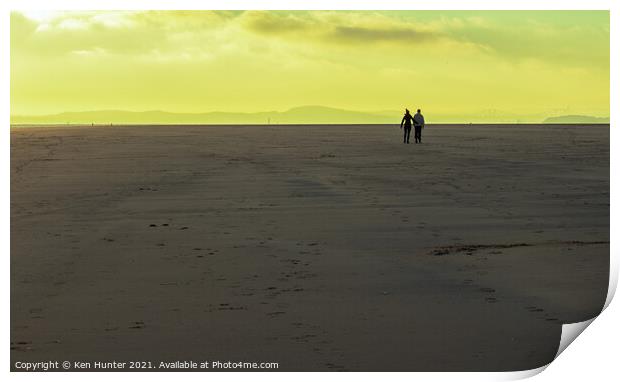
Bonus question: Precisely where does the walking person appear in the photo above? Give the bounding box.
[413,109,425,143]
[400,109,414,144]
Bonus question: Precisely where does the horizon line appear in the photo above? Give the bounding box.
[10,122,612,127]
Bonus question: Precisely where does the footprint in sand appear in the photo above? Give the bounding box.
[291,334,317,343]
[266,311,285,317]
[325,362,345,370]
[11,341,33,351]
[129,321,146,329]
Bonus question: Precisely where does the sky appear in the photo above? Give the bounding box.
[10,10,610,122]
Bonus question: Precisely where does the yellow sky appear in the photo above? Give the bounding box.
[10,10,610,121]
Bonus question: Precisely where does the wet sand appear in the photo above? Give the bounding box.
[10,124,609,371]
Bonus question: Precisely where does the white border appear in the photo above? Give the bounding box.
[3,1,617,381]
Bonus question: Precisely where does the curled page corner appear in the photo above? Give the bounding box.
[603,264,618,311]
[504,364,549,380]
[555,317,596,360]
[543,260,616,371]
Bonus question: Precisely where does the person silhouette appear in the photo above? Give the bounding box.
[400,109,414,144]
[413,109,425,143]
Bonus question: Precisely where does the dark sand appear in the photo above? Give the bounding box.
[11,124,609,371]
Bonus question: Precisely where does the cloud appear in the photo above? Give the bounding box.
[240,11,441,45]
[10,12,38,43]
[433,12,610,68]
[10,11,242,58]
[10,10,609,74]
[330,25,436,43]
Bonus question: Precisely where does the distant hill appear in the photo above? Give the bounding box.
[11,106,395,125]
[12,108,611,125]
[543,115,610,124]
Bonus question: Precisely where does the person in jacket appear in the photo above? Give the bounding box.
[413,109,425,143]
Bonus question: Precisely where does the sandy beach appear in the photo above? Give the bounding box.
[10,124,609,371]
